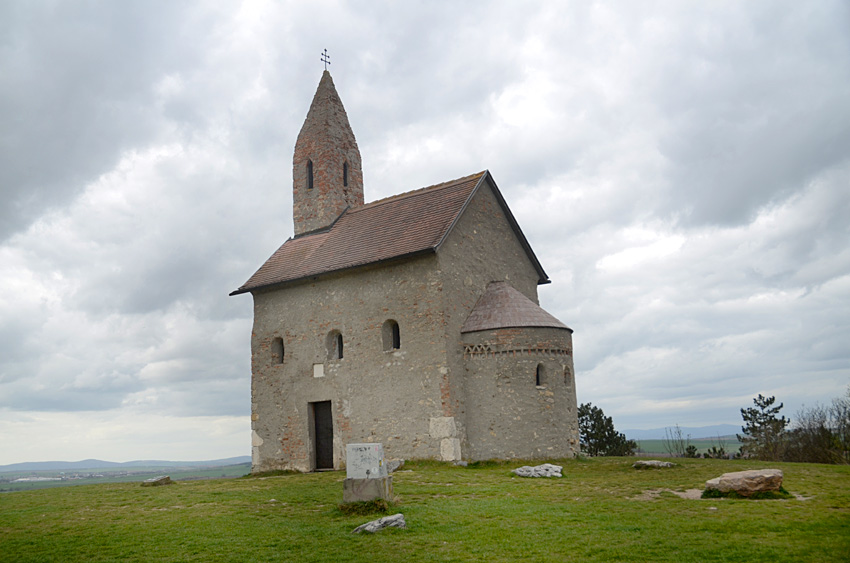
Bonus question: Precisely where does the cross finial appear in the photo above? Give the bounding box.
[321,49,331,71]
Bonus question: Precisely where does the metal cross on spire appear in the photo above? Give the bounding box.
[321,49,331,70]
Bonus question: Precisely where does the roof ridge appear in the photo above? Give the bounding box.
[352,171,487,213]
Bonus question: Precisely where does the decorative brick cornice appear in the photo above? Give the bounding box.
[463,343,572,359]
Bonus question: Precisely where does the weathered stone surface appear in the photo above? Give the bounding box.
[512,463,562,478]
[705,469,783,496]
[429,416,457,440]
[141,475,172,487]
[633,460,675,469]
[346,443,387,479]
[386,459,404,473]
[352,513,407,534]
[440,437,462,461]
[343,476,393,502]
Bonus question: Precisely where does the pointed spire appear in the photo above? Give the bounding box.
[292,71,364,236]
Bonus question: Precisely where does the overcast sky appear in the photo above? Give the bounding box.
[1,1,848,465]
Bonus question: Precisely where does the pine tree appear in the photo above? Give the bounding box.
[577,403,636,456]
[737,394,789,460]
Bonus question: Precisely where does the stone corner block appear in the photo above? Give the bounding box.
[429,416,457,439]
[440,438,461,461]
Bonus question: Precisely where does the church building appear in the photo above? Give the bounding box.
[231,70,579,472]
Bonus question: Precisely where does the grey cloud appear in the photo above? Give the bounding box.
[652,3,850,226]
[0,1,205,240]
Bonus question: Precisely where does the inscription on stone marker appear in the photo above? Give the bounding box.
[346,443,387,479]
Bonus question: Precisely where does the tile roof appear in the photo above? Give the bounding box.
[232,171,494,294]
[461,281,570,333]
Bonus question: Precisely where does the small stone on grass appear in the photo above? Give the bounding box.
[352,513,406,534]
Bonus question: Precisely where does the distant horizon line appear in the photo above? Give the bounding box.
[0,455,251,471]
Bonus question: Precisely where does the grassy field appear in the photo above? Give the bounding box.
[0,457,847,562]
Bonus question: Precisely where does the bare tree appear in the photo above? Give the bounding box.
[663,424,693,458]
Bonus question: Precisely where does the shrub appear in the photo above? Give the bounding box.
[701,486,792,500]
[337,498,391,516]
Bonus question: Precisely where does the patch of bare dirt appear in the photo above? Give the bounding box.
[631,488,703,500]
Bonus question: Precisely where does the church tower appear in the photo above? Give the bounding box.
[292,71,364,236]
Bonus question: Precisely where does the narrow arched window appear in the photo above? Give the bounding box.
[272,337,284,365]
[382,320,400,351]
[326,330,343,360]
[307,160,314,190]
[536,364,546,387]
[343,161,348,187]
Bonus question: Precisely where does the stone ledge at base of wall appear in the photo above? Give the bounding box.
[343,476,393,502]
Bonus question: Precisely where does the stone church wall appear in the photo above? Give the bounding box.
[461,326,578,460]
[250,254,451,472]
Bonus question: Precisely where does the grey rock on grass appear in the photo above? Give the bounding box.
[633,460,675,469]
[141,475,172,487]
[512,463,562,477]
[386,459,405,473]
[352,513,407,533]
[705,469,783,496]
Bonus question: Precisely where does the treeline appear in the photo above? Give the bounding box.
[738,388,850,464]
[578,385,850,464]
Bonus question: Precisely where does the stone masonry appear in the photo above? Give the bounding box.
[292,70,363,236]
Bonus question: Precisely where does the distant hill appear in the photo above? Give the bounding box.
[623,424,740,441]
[0,456,251,473]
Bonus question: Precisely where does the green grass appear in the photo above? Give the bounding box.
[0,458,847,562]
